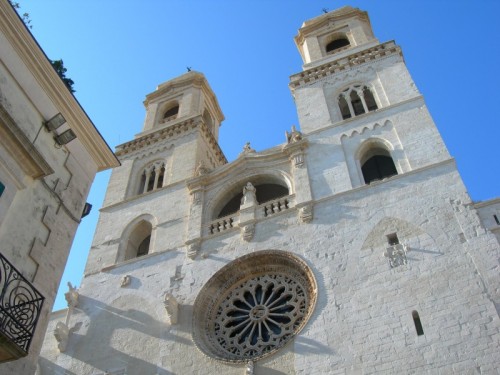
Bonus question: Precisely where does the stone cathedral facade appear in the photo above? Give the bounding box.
[39,7,500,375]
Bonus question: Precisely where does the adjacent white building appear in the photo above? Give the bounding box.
[39,6,499,374]
[0,2,118,374]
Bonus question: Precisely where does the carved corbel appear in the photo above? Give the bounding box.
[291,151,305,168]
[241,224,255,241]
[298,204,313,223]
[186,240,200,259]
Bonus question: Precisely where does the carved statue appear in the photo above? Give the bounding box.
[54,321,70,352]
[241,182,257,207]
[239,142,256,157]
[64,282,79,308]
[164,292,179,324]
[194,161,209,176]
[286,125,303,143]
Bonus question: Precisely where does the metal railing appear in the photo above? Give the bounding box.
[0,252,45,356]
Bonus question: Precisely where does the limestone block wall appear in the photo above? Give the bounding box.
[0,3,118,371]
[39,162,500,374]
[0,62,100,375]
[475,198,500,243]
[294,53,420,134]
[85,181,190,275]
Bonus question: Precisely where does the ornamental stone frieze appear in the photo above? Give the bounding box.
[289,41,402,90]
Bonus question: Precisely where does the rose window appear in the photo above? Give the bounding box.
[192,250,317,363]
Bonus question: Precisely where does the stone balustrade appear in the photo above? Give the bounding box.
[208,214,238,235]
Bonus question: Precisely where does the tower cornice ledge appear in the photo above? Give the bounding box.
[115,116,227,164]
[289,41,402,90]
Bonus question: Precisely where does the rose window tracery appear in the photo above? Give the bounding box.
[192,251,317,363]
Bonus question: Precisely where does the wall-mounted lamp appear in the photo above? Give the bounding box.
[81,202,92,218]
[54,129,76,145]
[44,113,66,131]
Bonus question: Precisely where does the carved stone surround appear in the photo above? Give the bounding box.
[192,250,317,363]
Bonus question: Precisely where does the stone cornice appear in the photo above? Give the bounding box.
[474,197,500,208]
[0,104,53,179]
[295,6,369,47]
[115,115,227,164]
[0,2,119,171]
[144,71,205,106]
[289,41,402,90]
[143,71,225,124]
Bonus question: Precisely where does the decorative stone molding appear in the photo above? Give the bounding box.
[192,189,203,205]
[116,116,227,165]
[192,250,318,363]
[164,293,179,325]
[291,151,305,168]
[120,275,131,287]
[289,41,402,90]
[340,120,390,140]
[241,224,255,242]
[383,243,409,268]
[299,204,313,223]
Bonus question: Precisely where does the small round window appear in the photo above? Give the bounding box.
[192,250,317,363]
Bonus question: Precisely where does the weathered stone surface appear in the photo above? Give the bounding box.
[38,6,500,375]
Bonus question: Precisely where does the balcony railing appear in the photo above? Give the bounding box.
[207,213,238,235]
[258,195,294,219]
[0,252,45,363]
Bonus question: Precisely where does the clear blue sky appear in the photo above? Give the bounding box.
[16,0,500,310]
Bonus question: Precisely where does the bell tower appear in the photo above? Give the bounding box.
[290,6,450,191]
[101,71,226,208]
[84,71,227,274]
